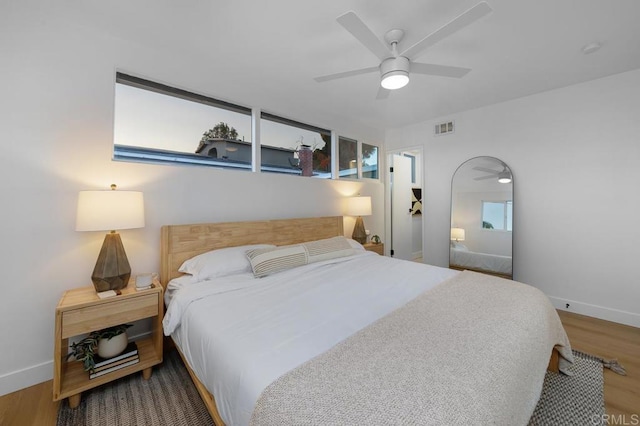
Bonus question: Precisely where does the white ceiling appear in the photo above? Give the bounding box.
[69,0,640,136]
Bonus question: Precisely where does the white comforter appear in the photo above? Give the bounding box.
[450,247,512,275]
[164,251,457,425]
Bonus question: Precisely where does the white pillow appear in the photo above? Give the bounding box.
[346,238,366,251]
[165,275,195,305]
[179,244,275,282]
[451,241,469,251]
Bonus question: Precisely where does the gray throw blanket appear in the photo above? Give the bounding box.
[250,271,573,426]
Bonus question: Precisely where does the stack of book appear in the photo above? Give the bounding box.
[90,342,139,379]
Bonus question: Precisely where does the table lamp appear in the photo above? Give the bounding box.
[76,184,145,293]
[346,196,372,244]
[450,227,465,242]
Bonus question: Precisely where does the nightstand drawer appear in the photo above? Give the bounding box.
[62,294,158,338]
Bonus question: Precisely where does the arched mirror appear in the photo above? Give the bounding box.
[450,157,513,279]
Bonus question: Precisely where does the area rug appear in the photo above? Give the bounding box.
[58,349,604,426]
[56,350,212,426]
[529,350,605,426]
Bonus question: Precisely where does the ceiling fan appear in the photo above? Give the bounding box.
[314,2,492,99]
[473,166,512,183]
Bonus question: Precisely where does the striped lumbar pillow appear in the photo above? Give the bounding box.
[247,236,354,278]
[246,244,307,278]
[303,236,354,263]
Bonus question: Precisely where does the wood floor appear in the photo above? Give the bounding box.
[0,311,637,426]
[557,310,640,417]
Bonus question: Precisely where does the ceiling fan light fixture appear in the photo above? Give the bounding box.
[381,71,409,90]
[380,56,410,90]
[498,171,512,183]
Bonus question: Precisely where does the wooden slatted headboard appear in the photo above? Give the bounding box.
[160,216,344,288]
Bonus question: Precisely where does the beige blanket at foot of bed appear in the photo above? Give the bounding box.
[250,271,573,426]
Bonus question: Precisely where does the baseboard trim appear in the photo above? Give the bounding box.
[549,296,640,328]
[0,330,154,397]
[0,359,52,397]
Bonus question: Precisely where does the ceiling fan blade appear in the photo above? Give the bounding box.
[400,2,493,60]
[376,86,390,100]
[474,175,496,181]
[314,66,379,83]
[337,11,392,61]
[411,63,471,78]
[473,166,499,174]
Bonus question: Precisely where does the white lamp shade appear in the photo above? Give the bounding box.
[450,227,465,241]
[76,190,145,231]
[345,196,372,217]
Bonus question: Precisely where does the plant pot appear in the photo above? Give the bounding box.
[97,332,128,358]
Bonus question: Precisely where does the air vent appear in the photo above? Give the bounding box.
[434,121,454,136]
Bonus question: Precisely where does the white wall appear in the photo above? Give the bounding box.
[452,191,512,256]
[387,68,640,328]
[0,6,383,395]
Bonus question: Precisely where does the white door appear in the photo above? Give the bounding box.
[390,154,413,260]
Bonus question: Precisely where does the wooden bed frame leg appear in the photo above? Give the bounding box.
[68,393,81,408]
[142,367,153,380]
[547,348,560,373]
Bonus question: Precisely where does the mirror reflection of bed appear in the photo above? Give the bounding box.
[450,156,513,279]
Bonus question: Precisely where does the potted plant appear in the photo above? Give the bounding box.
[67,324,132,372]
[371,235,381,244]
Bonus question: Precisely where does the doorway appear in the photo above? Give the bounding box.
[386,148,423,261]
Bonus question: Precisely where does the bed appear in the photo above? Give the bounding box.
[160,216,571,426]
[450,242,513,278]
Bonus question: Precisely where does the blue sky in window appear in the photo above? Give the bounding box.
[363,145,378,166]
[114,84,325,154]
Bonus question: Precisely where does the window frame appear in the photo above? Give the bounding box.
[113,72,379,181]
[114,72,254,170]
[361,142,379,179]
[403,153,416,184]
[259,111,332,178]
[338,136,358,179]
[481,200,513,231]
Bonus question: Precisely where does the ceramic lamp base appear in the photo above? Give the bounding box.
[352,216,367,244]
[91,232,131,292]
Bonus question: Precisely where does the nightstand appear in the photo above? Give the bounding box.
[363,242,384,255]
[53,284,163,408]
